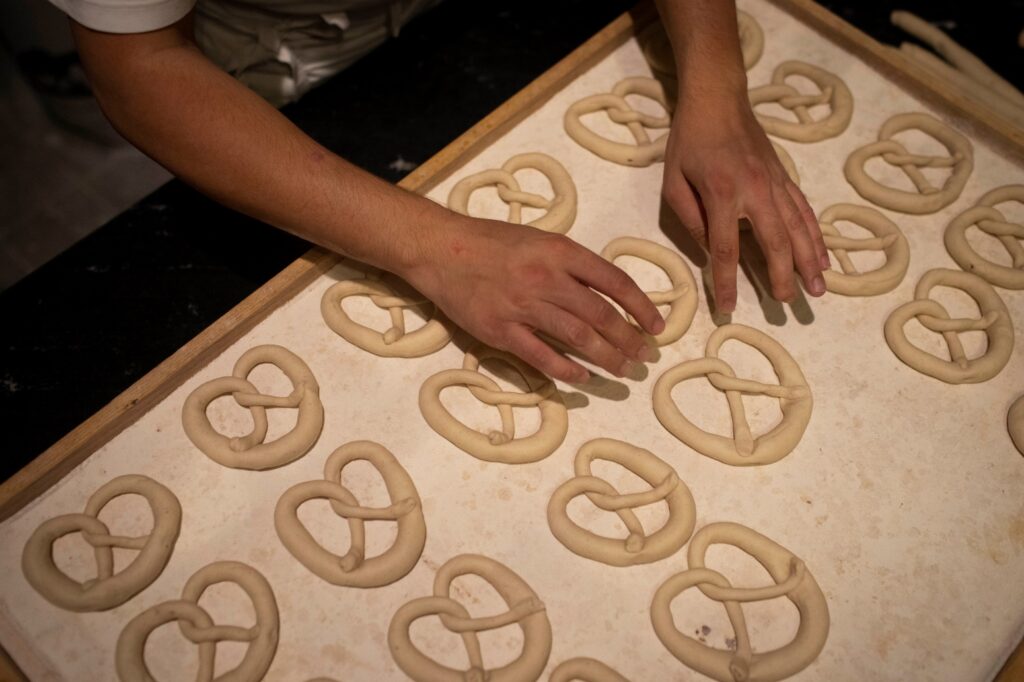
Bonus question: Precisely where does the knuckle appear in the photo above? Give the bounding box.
[593,301,623,331]
[766,230,790,255]
[711,240,738,264]
[704,170,735,200]
[563,319,591,348]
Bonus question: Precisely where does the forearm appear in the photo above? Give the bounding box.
[653,0,747,99]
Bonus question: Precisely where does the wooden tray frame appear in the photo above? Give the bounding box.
[1,1,1021,679]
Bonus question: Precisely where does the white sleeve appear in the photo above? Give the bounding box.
[48,0,197,34]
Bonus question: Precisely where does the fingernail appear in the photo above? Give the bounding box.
[573,368,590,384]
[651,316,666,334]
[820,254,831,269]
[811,275,825,296]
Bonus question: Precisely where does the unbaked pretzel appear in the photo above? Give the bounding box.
[600,237,698,346]
[419,345,568,463]
[651,522,830,682]
[115,561,279,681]
[844,112,973,214]
[547,438,696,566]
[564,77,671,167]
[550,658,630,682]
[884,268,1014,383]
[818,203,910,296]
[321,273,452,357]
[1009,394,1024,456]
[747,61,853,142]
[274,440,426,588]
[182,344,324,470]
[653,324,812,466]
[447,152,577,234]
[21,474,181,612]
[944,185,1024,289]
[388,554,552,682]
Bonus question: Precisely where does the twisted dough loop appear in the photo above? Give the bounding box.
[115,561,279,682]
[447,152,577,234]
[944,185,1024,289]
[388,554,552,682]
[1009,394,1024,456]
[748,61,853,142]
[651,522,830,682]
[818,203,910,296]
[548,438,696,567]
[550,658,631,682]
[884,268,1014,383]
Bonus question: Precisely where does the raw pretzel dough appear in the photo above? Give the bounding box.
[1009,394,1024,456]
[650,522,830,682]
[772,141,800,187]
[564,77,671,167]
[599,237,698,346]
[641,10,764,76]
[884,268,1014,383]
[944,185,1024,289]
[115,561,279,681]
[550,658,630,682]
[653,324,812,466]
[844,112,973,214]
[748,61,853,142]
[21,475,180,612]
[274,440,426,587]
[387,553,552,682]
[419,345,568,463]
[447,152,578,234]
[818,203,909,296]
[547,438,696,567]
[182,344,324,470]
[321,273,453,357]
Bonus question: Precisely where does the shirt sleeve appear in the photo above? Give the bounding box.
[48,0,197,34]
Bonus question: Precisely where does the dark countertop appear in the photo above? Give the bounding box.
[2,0,1021,483]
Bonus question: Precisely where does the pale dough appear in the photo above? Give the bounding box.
[650,522,830,682]
[884,268,1014,383]
[321,273,453,357]
[115,560,279,681]
[419,344,568,464]
[653,324,813,466]
[547,438,696,567]
[447,152,578,234]
[564,77,671,167]
[274,440,426,588]
[550,657,630,682]
[772,141,800,186]
[844,112,974,214]
[21,474,181,612]
[599,237,698,346]
[748,61,853,142]
[387,553,552,681]
[1009,394,1024,456]
[640,10,764,76]
[181,344,324,470]
[818,203,910,296]
[944,185,1024,289]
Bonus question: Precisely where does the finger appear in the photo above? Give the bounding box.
[784,181,830,271]
[663,174,707,247]
[502,324,590,384]
[773,183,825,297]
[745,193,797,303]
[703,188,741,313]
[533,301,637,378]
[566,248,666,337]
[548,278,652,362]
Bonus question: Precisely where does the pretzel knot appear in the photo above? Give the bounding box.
[565,77,672,167]
[388,554,552,682]
[845,112,974,214]
[447,152,578,234]
[654,324,813,466]
[21,475,181,613]
[182,344,324,470]
[651,522,830,682]
[944,184,1024,289]
[817,203,911,296]
[322,273,452,357]
[419,345,568,463]
[115,561,279,682]
[548,438,696,566]
[884,268,1014,383]
[275,441,426,588]
[748,61,853,142]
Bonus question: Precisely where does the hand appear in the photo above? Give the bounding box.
[403,216,665,383]
[661,90,830,313]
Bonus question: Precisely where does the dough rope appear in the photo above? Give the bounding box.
[747,61,853,143]
[844,112,973,214]
[650,522,830,682]
[549,657,630,682]
[944,185,1024,289]
[884,268,1014,383]
[641,10,764,75]
[419,345,568,463]
[21,475,181,612]
[321,272,453,357]
[653,324,812,466]
[547,438,696,567]
[771,142,800,187]
[447,152,578,235]
[564,77,672,167]
[818,203,910,296]
[1009,394,1024,456]
[388,553,552,682]
[115,561,279,682]
[274,440,426,588]
[182,344,324,470]
[599,237,698,346]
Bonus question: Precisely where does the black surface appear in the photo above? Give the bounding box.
[2,0,1021,483]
